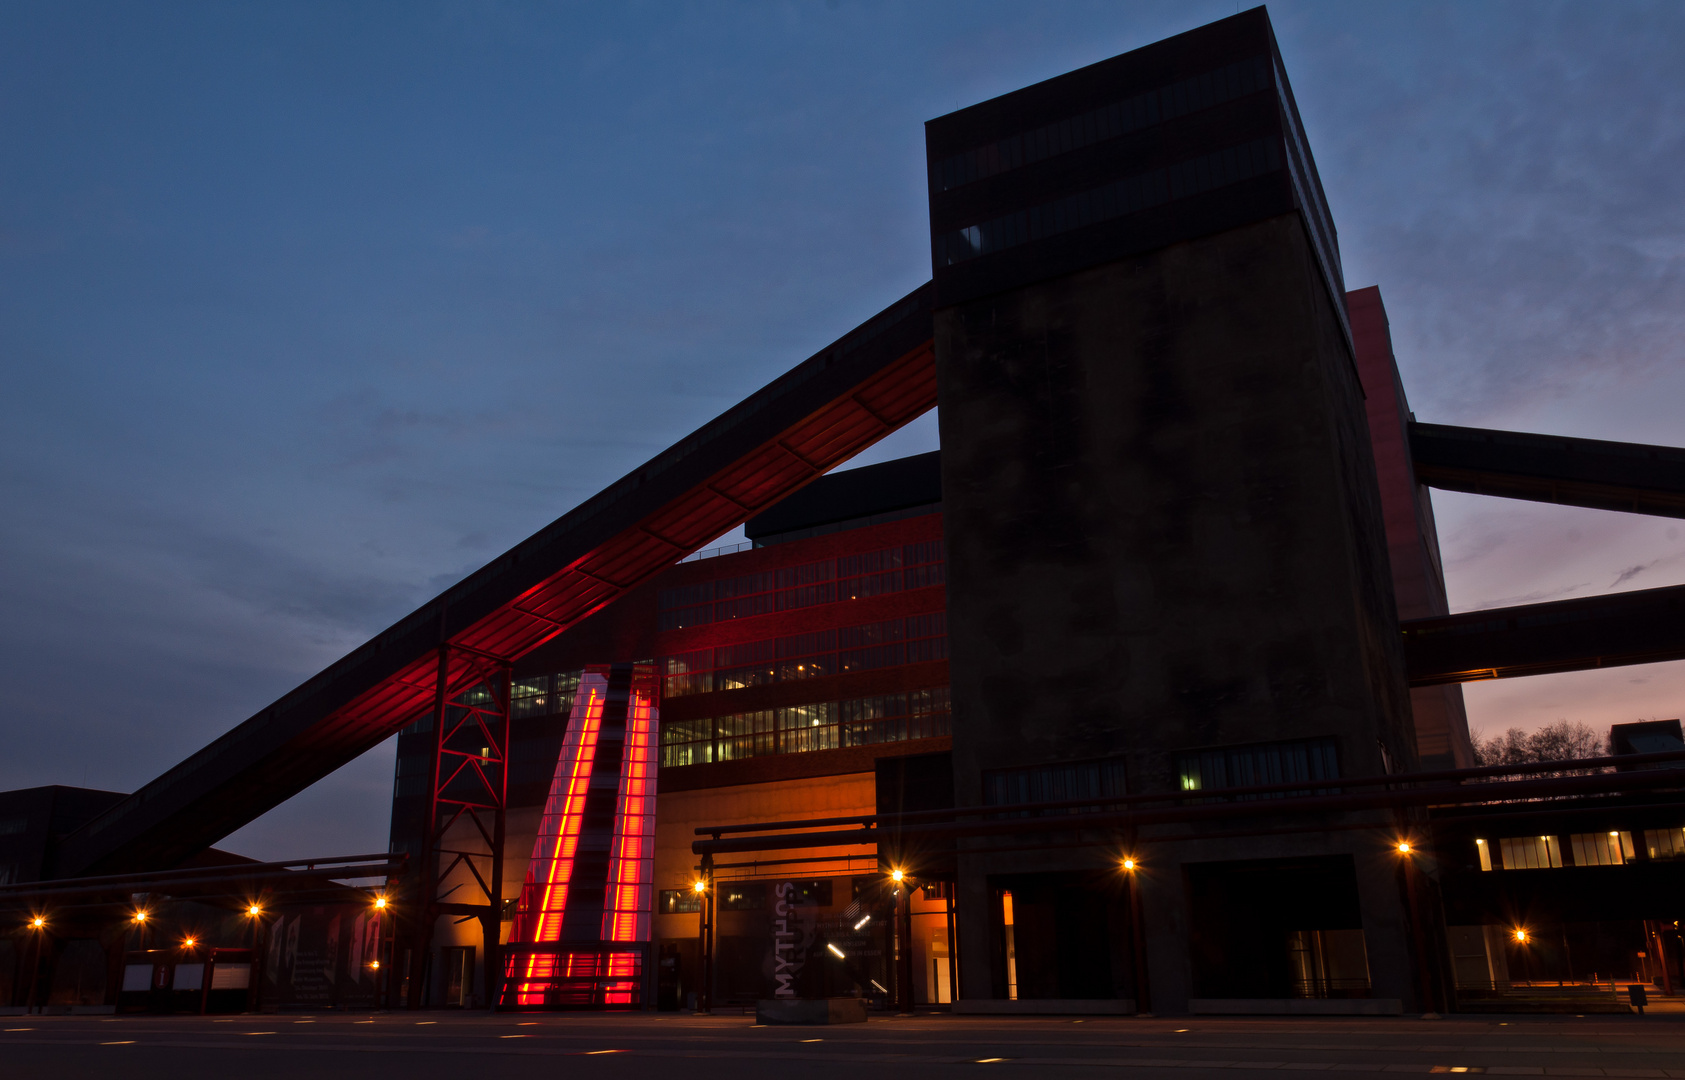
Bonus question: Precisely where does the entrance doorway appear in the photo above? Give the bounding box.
[440,946,475,1008]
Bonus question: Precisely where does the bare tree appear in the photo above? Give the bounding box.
[1470,720,1610,776]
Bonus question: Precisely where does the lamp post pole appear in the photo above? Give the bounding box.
[24,920,46,1014]
[1125,859,1152,1015]
[247,908,266,1013]
[1398,841,1440,1013]
[895,873,914,1014]
[697,855,715,1014]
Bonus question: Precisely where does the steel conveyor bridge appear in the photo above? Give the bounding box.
[50,284,937,879]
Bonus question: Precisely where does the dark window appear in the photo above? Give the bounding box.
[659,687,952,768]
[511,676,552,719]
[983,757,1127,813]
[657,889,702,914]
[663,614,946,699]
[1174,737,1340,799]
[719,885,764,910]
[656,542,944,631]
[783,880,833,906]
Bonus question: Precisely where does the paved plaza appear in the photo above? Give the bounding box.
[4,1011,1684,1080]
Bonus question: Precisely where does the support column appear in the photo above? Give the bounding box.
[697,854,715,1013]
[896,877,914,1013]
[407,643,512,1010]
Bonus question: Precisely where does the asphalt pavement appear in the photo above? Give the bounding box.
[3,1009,1683,1079]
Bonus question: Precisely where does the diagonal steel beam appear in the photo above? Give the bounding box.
[53,283,937,879]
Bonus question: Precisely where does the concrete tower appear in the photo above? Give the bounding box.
[929,9,1424,1010]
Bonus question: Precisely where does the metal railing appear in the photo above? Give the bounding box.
[680,541,756,563]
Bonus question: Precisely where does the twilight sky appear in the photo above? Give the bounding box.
[2,2,1683,861]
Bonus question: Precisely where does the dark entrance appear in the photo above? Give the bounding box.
[1186,855,1369,999]
[993,870,1133,1000]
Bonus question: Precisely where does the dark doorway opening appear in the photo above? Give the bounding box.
[992,870,1132,1000]
[1186,854,1370,999]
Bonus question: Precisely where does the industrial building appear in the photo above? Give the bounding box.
[4,7,1684,1016]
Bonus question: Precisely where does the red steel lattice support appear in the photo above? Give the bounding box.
[406,644,512,1010]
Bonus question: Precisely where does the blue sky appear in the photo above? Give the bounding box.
[3,2,1683,859]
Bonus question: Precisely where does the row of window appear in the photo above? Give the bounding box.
[658,688,951,768]
[510,671,583,720]
[658,879,835,915]
[657,541,944,631]
[661,613,948,698]
[1475,828,1685,870]
[1175,736,1339,799]
[983,757,1128,813]
[977,737,1340,816]
[934,137,1283,268]
[929,55,1273,192]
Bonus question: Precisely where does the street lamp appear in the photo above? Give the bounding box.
[1513,928,1529,944]
[24,914,48,1011]
[1396,841,1412,855]
[697,855,716,1015]
[888,868,913,1014]
[1120,856,1150,1014]
[372,895,388,910]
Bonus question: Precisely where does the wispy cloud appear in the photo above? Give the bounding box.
[1611,561,1659,588]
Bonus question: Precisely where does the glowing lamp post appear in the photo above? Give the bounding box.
[696,855,715,1015]
[890,868,914,1014]
[25,914,48,1012]
[1122,855,1151,1015]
